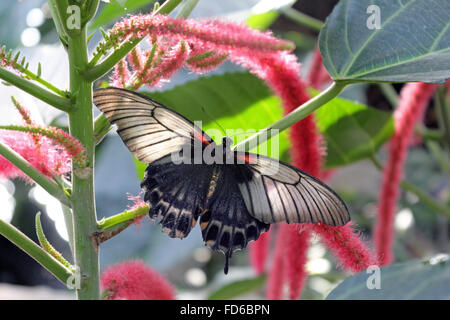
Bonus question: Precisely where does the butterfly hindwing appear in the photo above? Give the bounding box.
[141,155,211,238]
[235,153,350,226]
[200,165,270,273]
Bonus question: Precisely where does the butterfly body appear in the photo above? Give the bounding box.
[93,87,351,274]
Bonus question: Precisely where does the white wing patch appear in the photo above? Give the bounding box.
[93,87,211,164]
[237,154,350,226]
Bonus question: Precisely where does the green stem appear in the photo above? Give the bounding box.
[62,204,75,254]
[47,0,69,45]
[94,205,149,243]
[281,7,324,32]
[0,140,71,207]
[0,218,73,285]
[154,0,184,15]
[233,81,348,152]
[35,212,75,272]
[400,181,450,219]
[94,113,113,145]
[98,205,149,231]
[85,0,183,81]
[378,83,399,107]
[369,155,450,219]
[176,0,200,18]
[85,38,141,81]
[426,140,450,178]
[435,87,450,149]
[1,56,68,97]
[67,28,99,300]
[415,124,444,141]
[0,68,72,112]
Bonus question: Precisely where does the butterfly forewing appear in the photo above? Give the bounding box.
[93,87,213,163]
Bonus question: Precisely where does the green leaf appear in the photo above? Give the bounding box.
[246,0,297,30]
[135,72,289,180]
[89,0,156,30]
[208,275,266,300]
[314,92,393,168]
[247,11,280,31]
[319,0,450,83]
[326,257,450,299]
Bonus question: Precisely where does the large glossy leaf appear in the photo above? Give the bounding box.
[319,0,450,83]
[314,92,393,168]
[135,72,289,179]
[326,257,450,299]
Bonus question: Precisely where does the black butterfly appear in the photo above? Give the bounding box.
[93,87,350,273]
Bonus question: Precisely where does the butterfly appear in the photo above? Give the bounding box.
[93,87,350,274]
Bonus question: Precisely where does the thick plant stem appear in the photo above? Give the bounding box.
[282,7,324,32]
[67,29,99,300]
[233,81,348,152]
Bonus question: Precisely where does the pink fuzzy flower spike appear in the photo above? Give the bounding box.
[249,227,271,275]
[375,82,436,265]
[111,14,293,58]
[307,47,331,90]
[0,100,80,180]
[266,226,286,300]
[312,222,375,272]
[101,260,175,300]
[138,41,189,88]
[110,59,131,88]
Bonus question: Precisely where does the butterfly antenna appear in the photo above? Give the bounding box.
[201,106,226,136]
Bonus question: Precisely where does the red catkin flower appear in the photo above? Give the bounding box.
[282,225,311,300]
[266,226,286,300]
[307,47,331,90]
[249,227,271,275]
[110,59,131,88]
[186,51,228,73]
[0,101,83,179]
[101,260,176,300]
[2,125,88,167]
[137,41,189,88]
[375,82,436,265]
[111,14,294,58]
[0,130,72,179]
[312,222,375,272]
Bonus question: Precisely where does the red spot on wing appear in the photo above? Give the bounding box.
[194,130,211,146]
[236,153,256,164]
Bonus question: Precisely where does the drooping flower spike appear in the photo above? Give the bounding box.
[375,82,436,265]
[0,99,86,180]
